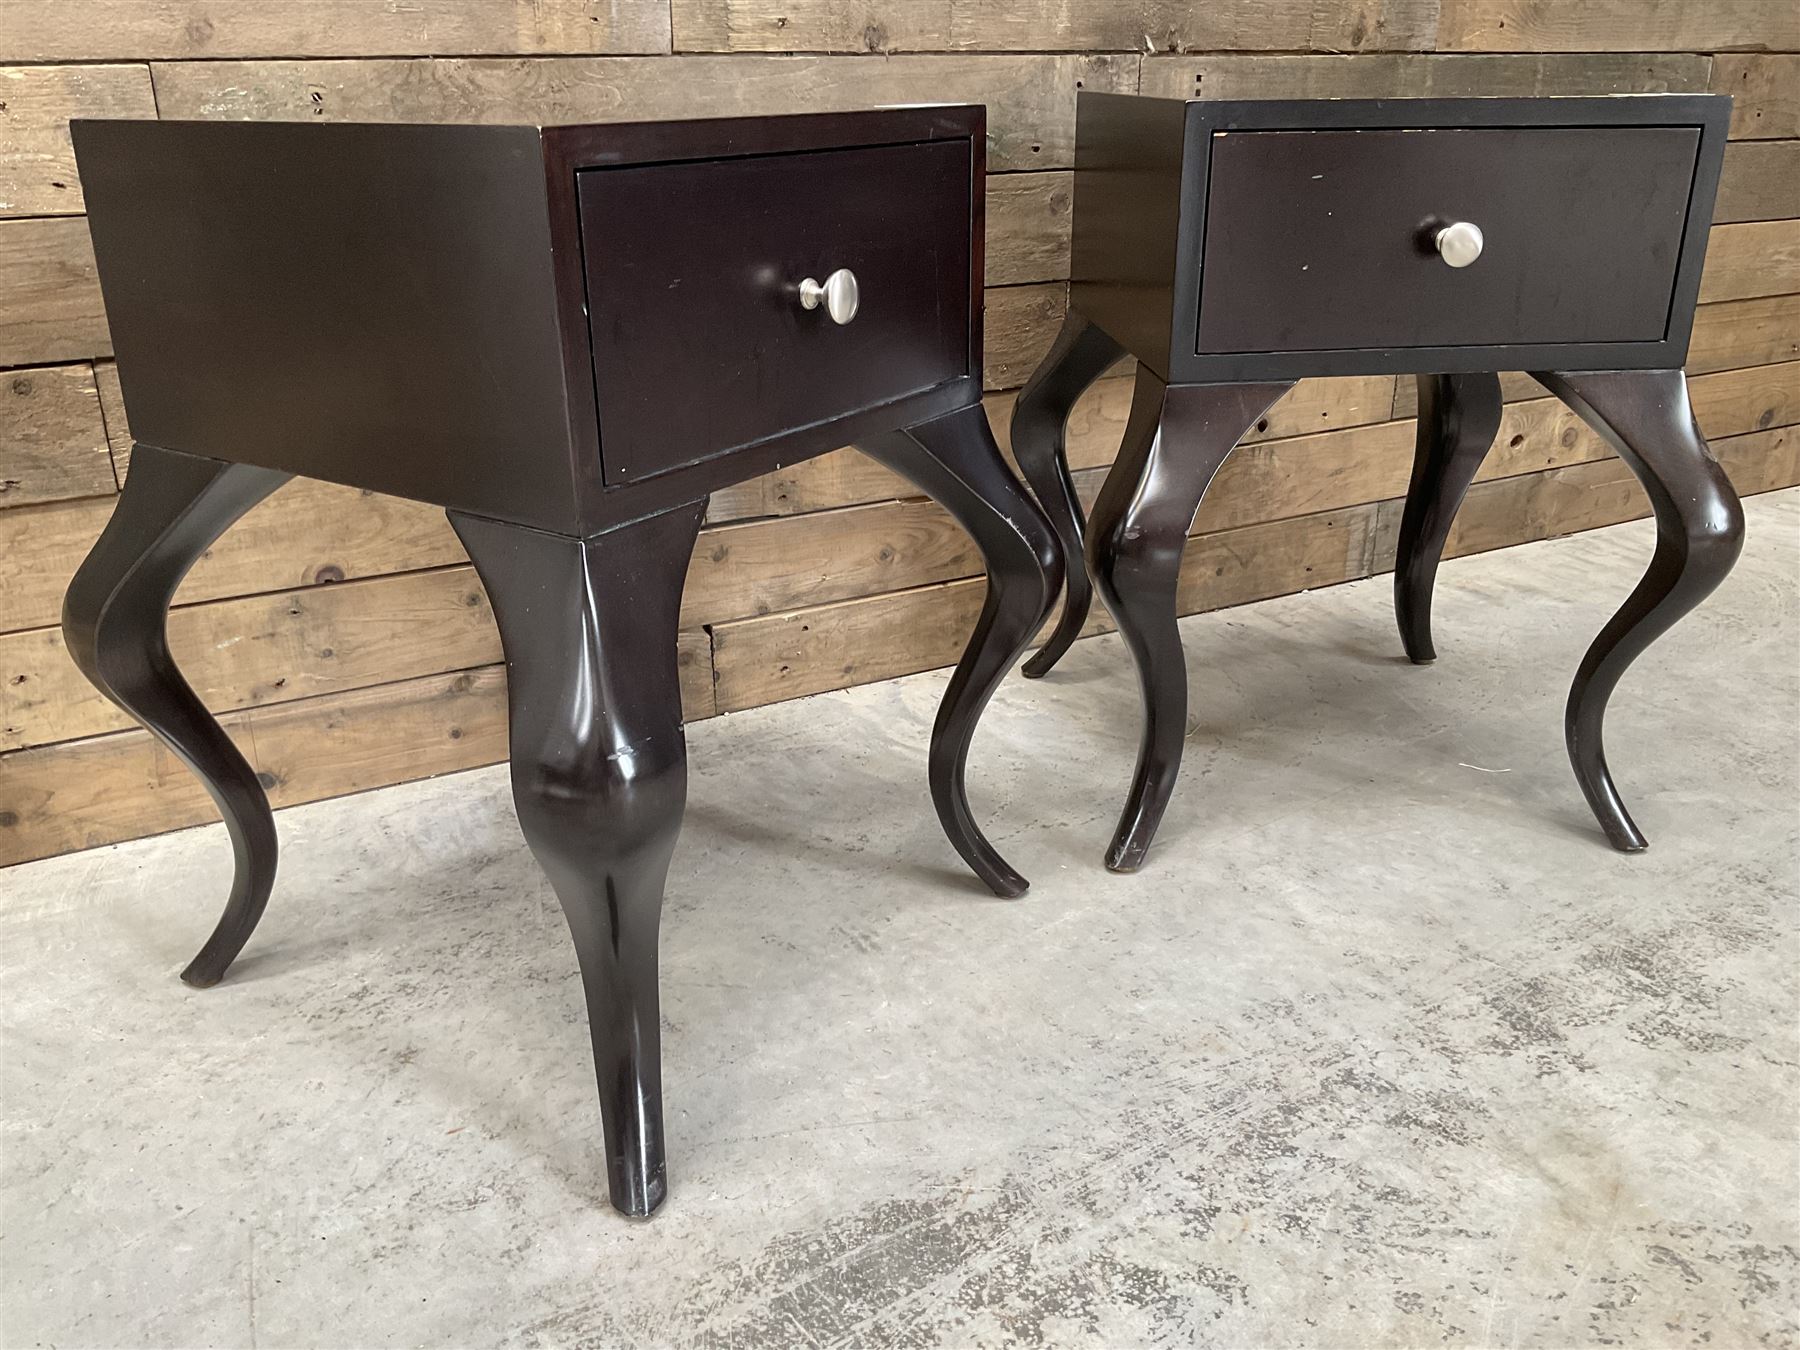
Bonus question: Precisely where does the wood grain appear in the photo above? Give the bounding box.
[1392,294,1800,417]
[1698,219,1800,304]
[0,631,714,866]
[0,217,108,367]
[671,0,1436,54]
[0,479,463,636]
[0,363,115,508]
[706,374,1395,522]
[1140,51,1712,101]
[1435,0,1800,53]
[1716,139,1800,223]
[983,284,1068,391]
[149,54,1136,171]
[710,503,1384,714]
[0,1,671,62]
[0,64,157,217]
[1711,55,1800,140]
[1408,421,1799,567]
[92,361,131,468]
[986,172,1072,285]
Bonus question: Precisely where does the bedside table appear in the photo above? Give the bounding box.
[1013,94,1739,873]
[65,108,1060,1216]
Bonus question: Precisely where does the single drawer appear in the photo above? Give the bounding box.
[578,139,973,487]
[1194,126,1702,356]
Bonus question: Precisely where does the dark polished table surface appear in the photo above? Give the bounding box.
[65,107,1060,1217]
[1012,93,1743,872]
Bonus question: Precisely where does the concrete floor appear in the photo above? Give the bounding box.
[3,491,1796,1349]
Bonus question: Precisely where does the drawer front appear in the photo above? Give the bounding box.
[1195,126,1701,356]
[578,139,973,487]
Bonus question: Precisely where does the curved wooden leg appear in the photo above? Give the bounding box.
[61,444,291,987]
[1088,369,1295,873]
[860,402,1062,898]
[1395,371,1503,663]
[1008,313,1127,678]
[451,500,705,1218]
[1532,368,1745,852]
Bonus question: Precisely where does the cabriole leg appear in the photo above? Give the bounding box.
[1008,313,1127,677]
[1395,371,1503,662]
[860,402,1063,897]
[61,443,291,987]
[451,500,705,1217]
[1533,368,1745,851]
[1086,369,1295,873]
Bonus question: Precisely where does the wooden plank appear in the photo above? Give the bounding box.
[0,375,1450,751]
[1434,0,1800,53]
[1392,295,1800,416]
[0,629,713,867]
[1716,140,1800,223]
[1688,361,1800,438]
[93,361,131,470]
[0,479,464,635]
[1042,390,1615,543]
[671,0,1436,53]
[0,364,115,509]
[0,1,670,62]
[1700,220,1800,303]
[1,565,497,751]
[1712,55,1800,140]
[10,438,1790,867]
[706,373,1396,522]
[0,64,158,218]
[1140,51,1712,101]
[984,284,1067,392]
[711,503,1382,714]
[1684,294,1800,376]
[1415,423,1799,567]
[986,172,1071,286]
[684,499,979,631]
[0,217,109,367]
[714,418,1800,725]
[2,492,993,748]
[150,54,1136,172]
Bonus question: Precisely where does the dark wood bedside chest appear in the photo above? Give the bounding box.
[1013,93,1740,872]
[64,108,1060,1217]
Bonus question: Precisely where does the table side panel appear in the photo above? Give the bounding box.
[71,119,582,532]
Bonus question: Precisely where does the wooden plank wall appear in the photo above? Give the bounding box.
[2,2,1797,866]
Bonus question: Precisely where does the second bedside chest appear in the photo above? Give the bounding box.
[1013,93,1739,873]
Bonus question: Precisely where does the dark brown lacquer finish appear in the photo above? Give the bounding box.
[579,141,973,486]
[1019,92,1741,870]
[61,446,291,987]
[1197,127,1700,354]
[65,107,1059,1218]
[1396,372,1505,664]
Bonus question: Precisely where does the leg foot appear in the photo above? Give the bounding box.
[1008,314,1126,678]
[61,444,291,985]
[1087,370,1295,873]
[1395,372,1503,663]
[860,402,1062,897]
[452,500,705,1217]
[1533,368,1745,851]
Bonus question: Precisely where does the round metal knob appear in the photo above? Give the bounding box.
[1434,221,1484,269]
[799,268,859,324]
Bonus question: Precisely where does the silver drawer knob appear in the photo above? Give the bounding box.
[799,268,859,324]
[1434,221,1484,269]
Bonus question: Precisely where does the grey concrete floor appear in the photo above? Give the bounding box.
[4,491,1797,1349]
